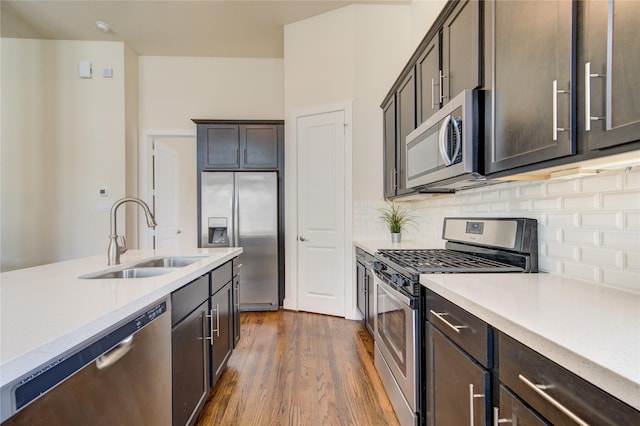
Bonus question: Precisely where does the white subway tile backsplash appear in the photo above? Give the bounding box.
[580,247,621,268]
[601,268,640,293]
[353,168,639,292]
[563,261,600,282]
[547,179,579,195]
[580,171,622,192]
[563,195,598,210]
[580,212,621,228]
[562,229,599,246]
[626,212,640,229]
[601,191,640,210]
[601,230,640,251]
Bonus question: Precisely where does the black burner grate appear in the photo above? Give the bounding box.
[377,249,524,273]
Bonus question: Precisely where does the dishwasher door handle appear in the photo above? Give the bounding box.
[95,335,134,370]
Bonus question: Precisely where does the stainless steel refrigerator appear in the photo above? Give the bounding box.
[200,172,278,311]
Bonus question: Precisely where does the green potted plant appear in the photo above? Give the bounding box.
[379,201,416,243]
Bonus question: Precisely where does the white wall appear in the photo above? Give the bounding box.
[354,168,640,293]
[1,38,128,271]
[138,56,284,130]
[283,3,443,316]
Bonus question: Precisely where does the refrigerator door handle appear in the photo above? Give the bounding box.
[234,179,240,247]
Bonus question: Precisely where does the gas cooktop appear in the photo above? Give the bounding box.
[376,248,525,273]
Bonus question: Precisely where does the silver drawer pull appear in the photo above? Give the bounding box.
[492,407,512,426]
[518,374,590,426]
[469,384,484,426]
[430,310,468,333]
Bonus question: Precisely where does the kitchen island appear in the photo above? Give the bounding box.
[0,247,242,421]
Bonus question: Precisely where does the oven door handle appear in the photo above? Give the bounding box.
[376,275,414,308]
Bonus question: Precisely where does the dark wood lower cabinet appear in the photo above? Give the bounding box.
[495,385,549,426]
[210,281,233,388]
[426,323,490,425]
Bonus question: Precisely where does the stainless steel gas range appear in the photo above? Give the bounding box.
[372,217,538,426]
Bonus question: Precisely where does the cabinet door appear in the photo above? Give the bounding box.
[442,0,481,103]
[382,95,397,198]
[396,69,417,196]
[485,1,575,174]
[581,0,640,150]
[232,275,240,348]
[210,282,233,387]
[426,323,490,426]
[356,261,366,320]
[240,125,279,168]
[202,125,240,169]
[172,301,209,426]
[495,385,549,426]
[416,33,441,125]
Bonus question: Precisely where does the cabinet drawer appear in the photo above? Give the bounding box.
[212,261,232,295]
[171,274,209,326]
[426,290,490,367]
[498,332,640,425]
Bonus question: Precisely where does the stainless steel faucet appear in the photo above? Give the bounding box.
[107,197,157,265]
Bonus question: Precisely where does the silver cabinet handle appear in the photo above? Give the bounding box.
[243,147,247,164]
[584,62,606,132]
[206,309,214,345]
[393,168,398,190]
[469,384,485,426]
[214,303,220,337]
[518,374,590,426]
[96,335,133,370]
[492,407,512,426]
[431,77,438,109]
[552,80,570,141]
[235,148,239,164]
[440,70,448,103]
[430,310,468,333]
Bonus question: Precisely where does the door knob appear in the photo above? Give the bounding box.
[299,236,306,241]
[177,229,182,234]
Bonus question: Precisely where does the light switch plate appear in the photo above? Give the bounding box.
[79,61,92,79]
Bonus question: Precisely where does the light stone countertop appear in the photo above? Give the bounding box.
[0,247,242,392]
[353,239,640,411]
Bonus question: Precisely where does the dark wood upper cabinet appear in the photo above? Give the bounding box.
[396,70,417,196]
[580,0,640,151]
[203,125,241,169]
[416,34,441,125]
[382,95,397,199]
[441,0,482,104]
[195,121,282,171]
[484,0,576,174]
[241,125,279,169]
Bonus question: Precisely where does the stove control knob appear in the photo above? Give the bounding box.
[373,261,385,272]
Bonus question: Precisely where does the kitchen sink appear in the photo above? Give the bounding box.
[133,256,207,268]
[81,267,177,279]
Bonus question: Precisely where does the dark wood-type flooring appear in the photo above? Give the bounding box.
[196,310,399,426]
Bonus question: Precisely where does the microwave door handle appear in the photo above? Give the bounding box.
[439,114,454,166]
[451,119,461,163]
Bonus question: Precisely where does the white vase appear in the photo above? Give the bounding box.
[391,233,401,243]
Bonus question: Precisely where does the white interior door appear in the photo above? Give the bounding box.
[153,140,181,249]
[297,109,345,317]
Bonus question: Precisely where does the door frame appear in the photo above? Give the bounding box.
[284,102,354,319]
[139,129,196,249]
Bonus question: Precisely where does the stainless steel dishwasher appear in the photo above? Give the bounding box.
[1,299,172,426]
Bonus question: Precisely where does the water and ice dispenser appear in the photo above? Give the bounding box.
[207,217,229,246]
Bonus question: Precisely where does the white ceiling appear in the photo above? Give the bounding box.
[1,0,408,58]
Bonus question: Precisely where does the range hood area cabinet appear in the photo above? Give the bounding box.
[382,0,640,199]
[382,0,481,199]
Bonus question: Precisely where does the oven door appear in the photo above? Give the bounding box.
[374,274,417,412]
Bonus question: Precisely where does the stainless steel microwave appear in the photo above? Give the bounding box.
[405,89,484,191]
